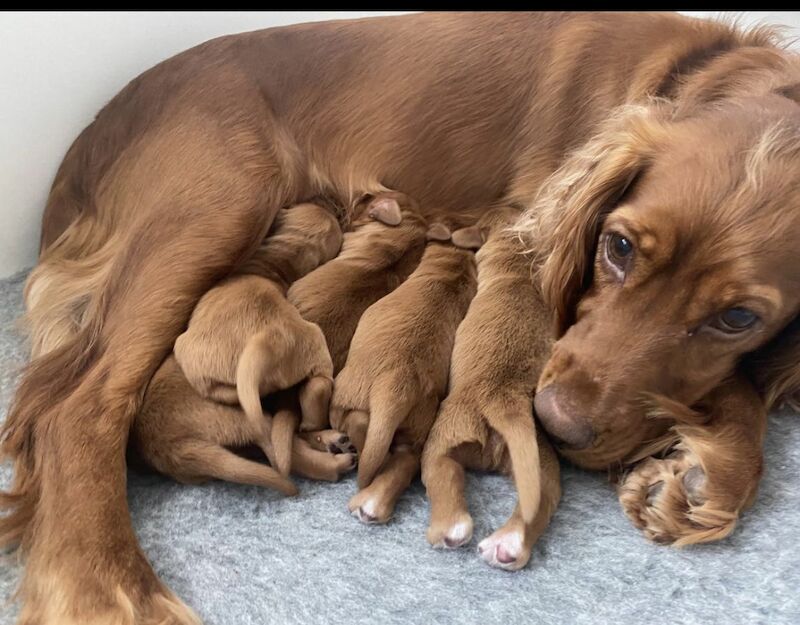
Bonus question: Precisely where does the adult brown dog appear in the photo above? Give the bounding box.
[3,11,800,624]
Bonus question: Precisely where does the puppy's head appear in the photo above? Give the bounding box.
[517,93,800,468]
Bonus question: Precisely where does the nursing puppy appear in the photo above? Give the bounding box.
[174,202,342,445]
[279,192,429,471]
[421,211,558,571]
[330,226,477,524]
[131,357,356,494]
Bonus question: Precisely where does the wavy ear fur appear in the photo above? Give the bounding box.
[515,104,671,335]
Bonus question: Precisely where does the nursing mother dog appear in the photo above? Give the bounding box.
[3,11,800,625]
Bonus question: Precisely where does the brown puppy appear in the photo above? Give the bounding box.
[422,211,558,570]
[331,228,476,524]
[131,357,356,493]
[269,191,428,475]
[174,202,342,444]
[287,191,429,373]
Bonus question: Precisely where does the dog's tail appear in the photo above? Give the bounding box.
[484,399,541,524]
[236,330,277,465]
[271,406,297,478]
[357,378,414,489]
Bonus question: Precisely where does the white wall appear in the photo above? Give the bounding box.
[1,11,798,278]
[0,11,411,278]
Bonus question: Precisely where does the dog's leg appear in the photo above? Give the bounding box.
[348,445,419,524]
[291,437,357,482]
[172,442,297,495]
[2,128,295,623]
[477,432,560,571]
[298,375,334,433]
[299,429,356,455]
[421,400,484,549]
[618,375,766,546]
[338,410,370,455]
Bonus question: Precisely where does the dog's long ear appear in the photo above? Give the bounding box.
[747,315,800,411]
[515,104,669,335]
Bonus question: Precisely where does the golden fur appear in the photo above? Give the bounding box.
[331,234,477,523]
[422,210,558,570]
[2,12,800,622]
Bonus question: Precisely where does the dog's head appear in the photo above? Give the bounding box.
[518,92,800,469]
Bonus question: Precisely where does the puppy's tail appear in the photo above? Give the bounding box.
[485,399,541,524]
[357,380,413,489]
[236,330,276,465]
[272,407,297,478]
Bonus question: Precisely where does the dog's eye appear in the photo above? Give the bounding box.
[712,307,759,333]
[606,233,634,272]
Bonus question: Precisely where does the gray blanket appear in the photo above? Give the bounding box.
[1,269,798,625]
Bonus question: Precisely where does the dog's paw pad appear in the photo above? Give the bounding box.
[329,434,357,455]
[304,429,355,454]
[428,513,474,549]
[619,451,736,546]
[682,465,707,505]
[477,528,529,571]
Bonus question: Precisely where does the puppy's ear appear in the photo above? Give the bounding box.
[426,223,451,242]
[451,225,486,250]
[515,104,669,335]
[367,197,402,226]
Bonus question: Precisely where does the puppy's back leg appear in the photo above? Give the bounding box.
[177,441,298,495]
[477,431,561,571]
[291,437,357,482]
[348,444,420,524]
[421,399,485,549]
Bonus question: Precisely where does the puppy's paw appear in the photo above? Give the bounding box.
[348,489,394,524]
[477,525,530,571]
[619,449,737,546]
[427,512,474,549]
[301,429,357,455]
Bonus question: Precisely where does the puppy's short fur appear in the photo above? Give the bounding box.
[174,202,342,443]
[421,210,558,571]
[131,357,356,494]
[279,192,430,472]
[331,231,477,524]
[287,192,429,373]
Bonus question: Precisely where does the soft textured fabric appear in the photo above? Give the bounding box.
[1,269,798,625]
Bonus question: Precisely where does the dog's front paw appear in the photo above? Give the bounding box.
[619,449,739,546]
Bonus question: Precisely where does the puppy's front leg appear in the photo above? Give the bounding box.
[619,374,766,545]
[478,431,561,570]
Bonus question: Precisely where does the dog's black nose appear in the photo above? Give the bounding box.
[534,386,595,449]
